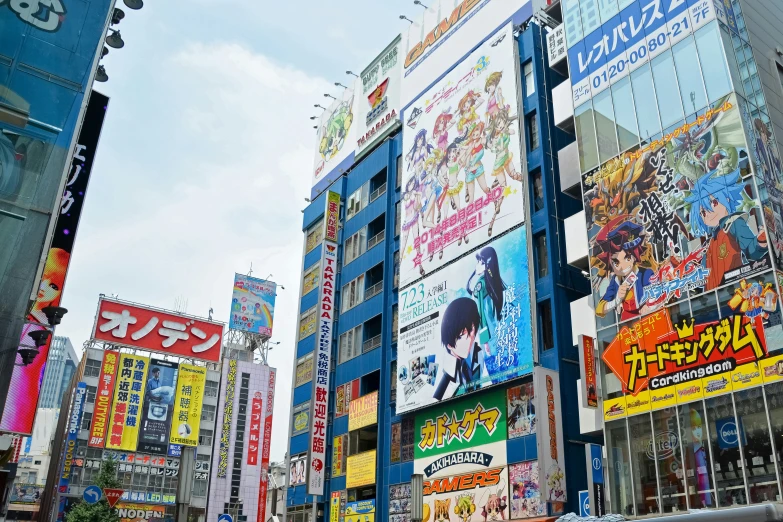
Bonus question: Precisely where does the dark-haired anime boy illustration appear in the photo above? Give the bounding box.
[434,297,486,401]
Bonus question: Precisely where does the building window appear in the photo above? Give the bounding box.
[393,250,400,289]
[401,418,414,461]
[193,479,208,497]
[574,102,599,172]
[395,201,401,237]
[650,51,684,129]
[84,358,102,378]
[86,385,97,404]
[301,263,320,296]
[198,429,213,447]
[531,169,544,212]
[527,113,540,150]
[204,380,219,398]
[694,23,732,104]
[592,88,619,163]
[81,411,92,431]
[299,306,317,340]
[630,64,662,140]
[611,76,640,152]
[396,155,402,189]
[391,305,398,344]
[295,353,314,387]
[305,219,324,254]
[538,301,554,351]
[524,61,535,97]
[339,326,363,364]
[344,228,367,266]
[201,404,216,422]
[341,275,365,313]
[390,360,397,403]
[535,232,548,279]
[346,184,369,220]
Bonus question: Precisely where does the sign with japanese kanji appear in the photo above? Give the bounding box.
[89,351,119,447]
[217,359,236,478]
[106,354,150,451]
[104,489,125,508]
[138,358,178,455]
[116,502,163,521]
[546,24,566,67]
[355,36,401,158]
[346,450,376,489]
[601,309,769,395]
[92,298,224,362]
[579,335,598,408]
[306,237,338,496]
[248,392,263,466]
[169,363,206,447]
[324,191,340,243]
[535,367,566,507]
[257,368,276,522]
[348,391,378,431]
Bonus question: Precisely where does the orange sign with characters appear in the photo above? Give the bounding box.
[602,309,767,395]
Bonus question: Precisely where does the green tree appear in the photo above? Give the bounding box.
[64,457,121,522]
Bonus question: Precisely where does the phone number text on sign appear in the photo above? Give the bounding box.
[568,0,716,106]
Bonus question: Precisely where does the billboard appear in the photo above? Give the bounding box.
[89,350,119,447]
[0,92,109,436]
[509,461,546,518]
[10,484,44,505]
[356,36,402,157]
[345,500,375,522]
[324,190,341,242]
[396,226,533,414]
[290,455,307,485]
[216,359,236,477]
[306,234,338,495]
[257,368,276,522]
[421,467,510,522]
[534,368,566,507]
[579,335,598,408]
[567,0,719,106]
[137,358,178,454]
[348,391,378,431]
[507,382,536,439]
[332,434,347,477]
[57,382,87,493]
[230,274,277,336]
[312,86,358,199]
[401,0,533,107]
[92,297,225,363]
[346,450,376,489]
[116,503,166,522]
[168,363,207,447]
[399,23,526,287]
[106,354,150,451]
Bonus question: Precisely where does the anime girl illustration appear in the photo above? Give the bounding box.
[434,297,486,401]
[685,168,768,291]
[484,72,507,125]
[486,107,522,185]
[439,139,469,246]
[406,129,434,178]
[434,499,452,522]
[463,123,492,211]
[592,216,660,321]
[479,482,507,522]
[689,409,713,507]
[420,151,446,229]
[454,494,476,522]
[466,246,505,357]
[401,176,426,277]
[433,110,456,152]
[319,97,354,161]
[508,385,535,436]
[30,248,69,324]
[457,91,483,137]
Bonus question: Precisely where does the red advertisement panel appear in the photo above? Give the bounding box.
[92,298,224,362]
[248,393,263,466]
[258,369,276,522]
[89,351,119,447]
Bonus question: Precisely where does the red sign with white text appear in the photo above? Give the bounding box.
[92,298,224,362]
[89,351,119,447]
[104,488,124,508]
[258,368,276,522]
[248,393,263,466]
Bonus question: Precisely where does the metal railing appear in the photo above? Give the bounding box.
[367,229,385,250]
[363,335,381,353]
[365,281,383,300]
[370,183,387,202]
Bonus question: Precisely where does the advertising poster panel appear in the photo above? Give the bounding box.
[217,359,236,477]
[248,392,263,466]
[290,455,307,486]
[348,391,378,431]
[390,483,412,522]
[356,36,401,157]
[57,382,87,493]
[567,0,719,106]
[400,23,525,287]
[168,363,206,447]
[0,92,109,436]
[579,335,598,408]
[346,450,376,489]
[507,382,536,439]
[92,298,224,362]
[10,484,44,504]
[331,492,341,522]
[138,359,178,454]
[396,226,533,414]
[230,274,277,336]
[306,233,338,495]
[422,467,510,522]
[312,87,358,199]
[106,354,150,451]
[414,388,507,479]
[345,500,375,522]
[509,461,546,518]
[292,401,311,436]
[332,434,347,477]
[257,368,276,522]
[89,351,119,447]
[116,503,165,522]
[401,0,533,107]
[534,368,566,507]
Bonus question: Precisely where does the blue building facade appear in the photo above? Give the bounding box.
[286,19,595,522]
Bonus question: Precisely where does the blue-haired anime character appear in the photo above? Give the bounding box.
[405,129,434,176]
[685,168,768,290]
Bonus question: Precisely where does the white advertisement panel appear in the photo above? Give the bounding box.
[401,0,533,107]
[356,36,402,157]
[400,23,526,288]
[396,226,533,415]
[312,84,358,199]
[534,367,567,508]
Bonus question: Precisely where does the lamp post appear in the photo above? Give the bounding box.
[411,474,423,522]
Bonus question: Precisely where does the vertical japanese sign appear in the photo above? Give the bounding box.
[355,36,401,157]
[138,358,179,454]
[248,392,263,466]
[217,359,237,478]
[535,367,566,508]
[168,363,206,447]
[229,274,277,336]
[107,354,150,451]
[307,196,339,495]
[89,351,119,447]
[257,368,276,522]
[324,190,340,242]
[331,492,340,522]
[57,382,87,493]
[579,335,598,408]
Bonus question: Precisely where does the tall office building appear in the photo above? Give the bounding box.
[286,2,594,521]
[553,0,783,516]
[39,337,80,409]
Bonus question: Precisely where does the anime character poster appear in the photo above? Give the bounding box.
[508,461,545,519]
[229,274,277,336]
[395,227,533,415]
[312,83,358,199]
[422,467,510,522]
[399,23,526,288]
[506,383,536,439]
[583,94,771,325]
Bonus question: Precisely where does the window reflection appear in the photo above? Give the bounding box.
[695,23,733,104]
[575,102,599,173]
[651,52,684,129]
[734,387,779,503]
[705,395,747,506]
[593,88,619,163]
[628,413,660,515]
[630,65,662,140]
[651,408,687,512]
[611,77,640,152]
[606,419,634,516]
[679,402,717,508]
[765,382,783,473]
[672,37,708,116]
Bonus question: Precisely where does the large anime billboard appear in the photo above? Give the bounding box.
[400,23,526,288]
[229,274,276,337]
[396,226,533,414]
[312,84,358,199]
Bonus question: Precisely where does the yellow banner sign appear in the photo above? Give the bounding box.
[731,361,762,391]
[603,396,626,421]
[761,354,783,384]
[625,390,650,416]
[169,364,207,446]
[346,450,376,489]
[348,391,378,431]
[330,492,340,522]
[324,191,340,242]
[332,435,345,477]
[116,503,165,522]
[106,354,150,451]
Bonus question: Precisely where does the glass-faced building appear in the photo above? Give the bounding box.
[553,0,783,515]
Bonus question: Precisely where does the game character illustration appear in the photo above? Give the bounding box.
[479,482,508,522]
[319,96,354,161]
[510,462,543,519]
[685,168,768,291]
[407,129,435,179]
[434,297,487,401]
[546,465,566,503]
[457,91,483,137]
[753,117,783,189]
[486,106,522,185]
[507,385,535,436]
[466,246,505,356]
[434,499,452,522]
[454,494,476,522]
[433,110,456,152]
[592,217,660,320]
[463,123,492,210]
[420,151,446,237]
[401,176,426,276]
[484,72,507,126]
[438,139,469,245]
[728,278,778,320]
[688,409,713,507]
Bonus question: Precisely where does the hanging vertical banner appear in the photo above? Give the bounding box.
[138,358,179,454]
[168,363,207,447]
[248,392,263,466]
[257,368,276,522]
[534,367,567,509]
[307,198,338,495]
[57,382,87,493]
[579,335,598,408]
[89,351,119,447]
[217,359,237,477]
[324,190,340,243]
[107,354,150,451]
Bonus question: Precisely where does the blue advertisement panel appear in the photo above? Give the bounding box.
[57,382,87,494]
[229,274,277,336]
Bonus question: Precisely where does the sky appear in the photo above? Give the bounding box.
[56,0,415,464]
